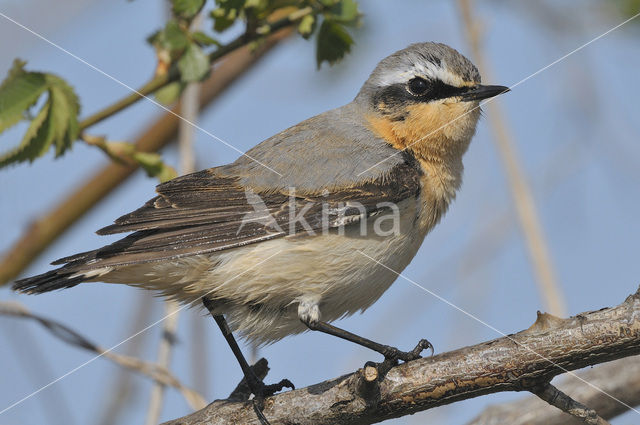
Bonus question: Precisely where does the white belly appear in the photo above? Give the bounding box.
[103,197,432,345]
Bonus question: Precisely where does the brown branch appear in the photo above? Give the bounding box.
[467,355,640,425]
[0,301,205,410]
[145,301,183,424]
[162,287,640,425]
[532,383,611,425]
[97,293,155,425]
[0,27,292,286]
[77,6,314,130]
[457,0,568,316]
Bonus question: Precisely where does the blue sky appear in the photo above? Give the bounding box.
[1,1,639,424]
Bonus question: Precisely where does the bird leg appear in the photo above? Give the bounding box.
[301,318,433,371]
[202,298,294,399]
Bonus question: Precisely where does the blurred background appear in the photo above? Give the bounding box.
[1,0,639,424]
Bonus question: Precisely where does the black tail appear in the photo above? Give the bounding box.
[13,268,86,294]
[12,249,99,294]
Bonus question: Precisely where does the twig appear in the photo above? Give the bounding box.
[163,287,640,425]
[97,293,155,425]
[0,28,293,287]
[145,301,182,425]
[173,27,212,397]
[0,301,206,410]
[457,0,568,316]
[77,6,315,131]
[532,383,611,425]
[0,318,76,425]
[466,355,640,425]
[145,11,203,419]
[189,311,210,398]
[81,133,178,182]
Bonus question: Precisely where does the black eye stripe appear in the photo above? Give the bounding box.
[409,78,467,100]
[372,80,470,114]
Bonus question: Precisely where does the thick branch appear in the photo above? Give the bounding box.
[467,355,640,425]
[164,288,640,425]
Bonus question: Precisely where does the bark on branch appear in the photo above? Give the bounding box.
[163,287,640,425]
[467,355,640,425]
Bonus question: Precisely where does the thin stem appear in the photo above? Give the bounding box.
[533,383,611,425]
[456,0,567,316]
[78,73,170,130]
[144,301,181,425]
[77,7,315,132]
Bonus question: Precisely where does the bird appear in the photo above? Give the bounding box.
[13,42,508,398]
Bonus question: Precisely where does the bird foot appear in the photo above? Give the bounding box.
[364,339,434,376]
[383,338,433,363]
[249,377,295,399]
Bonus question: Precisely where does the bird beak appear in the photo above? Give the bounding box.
[460,85,510,102]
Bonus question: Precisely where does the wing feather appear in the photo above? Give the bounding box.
[56,160,421,269]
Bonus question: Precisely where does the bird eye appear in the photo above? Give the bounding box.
[408,77,429,96]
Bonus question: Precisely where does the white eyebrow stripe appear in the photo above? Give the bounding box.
[376,61,466,88]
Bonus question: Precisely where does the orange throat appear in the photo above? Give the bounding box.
[366,101,479,230]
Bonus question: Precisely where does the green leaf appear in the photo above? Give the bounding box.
[211,13,236,32]
[163,20,190,52]
[0,99,51,167]
[316,20,354,68]
[172,0,205,20]
[210,0,245,32]
[133,152,177,183]
[330,0,361,26]
[0,59,47,134]
[149,20,189,57]
[44,74,80,157]
[155,81,185,105]
[178,43,211,82]
[192,31,220,47]
[0,66,80,168]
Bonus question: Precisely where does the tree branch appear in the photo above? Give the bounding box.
[532,383,611,425]
[467,355,640,425]
[163,287,640,425]
[77,6,315,130]
[0,301,205,410]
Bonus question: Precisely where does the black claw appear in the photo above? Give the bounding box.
[364,339,435,379]
[251,377,295,399]
[258,378,295,397]
[383,338,434,363]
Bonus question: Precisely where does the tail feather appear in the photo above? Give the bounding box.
[14,248,103,294]
[51,249,99,265]
[13,268,87,294]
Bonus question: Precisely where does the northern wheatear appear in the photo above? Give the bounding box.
[14,42,508,397]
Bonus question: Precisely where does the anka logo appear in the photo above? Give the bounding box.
[235,189,284,236]
[236,188,402,237]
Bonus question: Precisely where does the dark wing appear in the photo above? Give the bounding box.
[13,161,420,293]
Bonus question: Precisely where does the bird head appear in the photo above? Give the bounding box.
[356,42,508,162]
